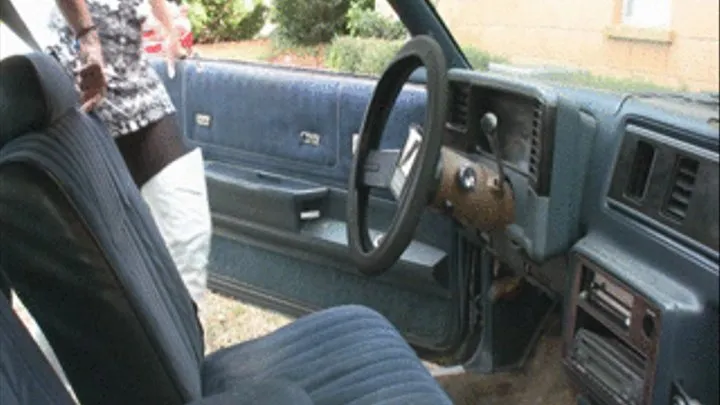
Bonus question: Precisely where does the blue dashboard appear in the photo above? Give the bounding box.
[445,67,719,405]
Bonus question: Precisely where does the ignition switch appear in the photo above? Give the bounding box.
[456,166,477,191]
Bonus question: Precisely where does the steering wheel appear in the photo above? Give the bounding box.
[347,35,448,276]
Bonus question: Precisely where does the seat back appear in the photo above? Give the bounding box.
[0,53,204,404]
[0,286,75,405]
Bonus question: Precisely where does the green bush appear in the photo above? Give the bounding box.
[462,46,508,71]
[186,1,208,37]
[235,3,268,39]
[346,4,406,40]
[326,36,403,76]
[351,0,375,10]
[187,0,268,43]
[273,0,351,46]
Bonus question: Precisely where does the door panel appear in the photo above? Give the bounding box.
[155,59,466,352]
[174,60,429,185]
[185,61,340,168]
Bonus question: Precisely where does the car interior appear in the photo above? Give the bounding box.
[1,0,718,405]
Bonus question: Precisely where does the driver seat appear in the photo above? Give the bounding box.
[0,53,453,405]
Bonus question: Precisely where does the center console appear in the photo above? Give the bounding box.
[563,256,661,405]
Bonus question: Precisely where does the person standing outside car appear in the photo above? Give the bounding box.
[47,0,211,312]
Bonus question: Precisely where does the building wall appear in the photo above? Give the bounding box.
[377,0,719,91]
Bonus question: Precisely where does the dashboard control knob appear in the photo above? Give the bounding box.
[480,112,498,135]
[456,166,477,191]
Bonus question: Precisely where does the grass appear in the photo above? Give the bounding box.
[268,34,326,59]
[462,46,510,71]
[195,38,327,69]
[202,291,292,354]
[536,70,677,93]
[194,39,275,62]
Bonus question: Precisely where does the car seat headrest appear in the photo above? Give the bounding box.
[0,53,78,148]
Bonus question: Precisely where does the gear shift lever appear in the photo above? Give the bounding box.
[480,112,507,196]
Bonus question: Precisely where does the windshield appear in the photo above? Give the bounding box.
[426,0,719,94]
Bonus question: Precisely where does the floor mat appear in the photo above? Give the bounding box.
[436,319,576,405]
[208,234,452,344]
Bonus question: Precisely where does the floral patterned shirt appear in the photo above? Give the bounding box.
[47,0,175,137]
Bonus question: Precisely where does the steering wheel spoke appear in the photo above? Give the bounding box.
[362,149,400,189]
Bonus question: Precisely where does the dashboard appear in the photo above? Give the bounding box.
[440,68,718,274]
[442,69,574,267]
[437,68,719,405]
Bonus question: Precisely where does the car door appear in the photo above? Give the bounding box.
[154,50,471,356]
[2,0,471,358]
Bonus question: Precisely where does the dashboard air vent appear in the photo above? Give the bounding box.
[528,100,543,180]
[447,82,470,132]
[663,156,699,222]
[625,140,655,200]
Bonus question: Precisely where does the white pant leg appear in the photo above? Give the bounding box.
[140,147,212,312]
[12,293,77,400]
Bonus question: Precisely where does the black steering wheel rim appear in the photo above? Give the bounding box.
[347,35,448,276]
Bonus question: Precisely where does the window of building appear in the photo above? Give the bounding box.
[622,0,672,28]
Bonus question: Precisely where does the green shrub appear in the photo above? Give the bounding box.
[188,0,268,43]
[273,0,351,46]
[462,46,509,71]
[235,3,268,39]
[346,4,406,40]
[351,0,375,10]
[326,36,403,76]
[186,1,208,38]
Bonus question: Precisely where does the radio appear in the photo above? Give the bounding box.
[563,256,661,405]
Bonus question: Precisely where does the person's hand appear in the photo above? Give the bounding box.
[164,28,187,78]
[77,34,107,112]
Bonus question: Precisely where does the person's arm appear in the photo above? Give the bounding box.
[149,0,186,77]
[148,0,176,38]
[54,0,106,111]
[54,0,100,47]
